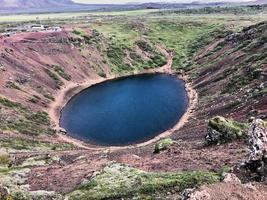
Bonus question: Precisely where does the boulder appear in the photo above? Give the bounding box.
[245,119,267,181]
[248,119,267,160]
[205,116,248,145]
[0,186,10,200]
[222,173,241,184]
[154,138,174,153]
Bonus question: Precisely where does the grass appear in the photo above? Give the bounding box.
[29,95,41,104]
[0,97,54,136]
[91,20,169,74]
[53,65,72,81]
[43,93,55,101]
[44,68,64,89]
[146,20,224,70]
[5,81,21,90]
[68,163,220,200]
[0,97,27,112]
[0,138,75,151]
[26,111,50,125]
[73,28,86,36]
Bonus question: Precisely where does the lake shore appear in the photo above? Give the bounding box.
[47,52,198,150]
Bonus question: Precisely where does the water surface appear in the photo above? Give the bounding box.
[60,74,188,146]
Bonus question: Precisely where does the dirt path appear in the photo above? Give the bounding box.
[48,51,197,150]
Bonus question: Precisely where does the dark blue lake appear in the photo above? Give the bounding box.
[60,74,188,146]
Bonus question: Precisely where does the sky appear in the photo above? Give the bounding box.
[73,0,253,4]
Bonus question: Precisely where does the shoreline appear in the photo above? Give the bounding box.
[47,54,198,150]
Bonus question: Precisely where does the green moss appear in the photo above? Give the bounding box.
[68,163,220,200]
[0,154,10,166]
[206,116,249,145]
[154,138,174,153]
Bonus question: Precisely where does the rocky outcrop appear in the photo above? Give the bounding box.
[205,116,248,145]
[244,119,267,181]
[0,186,10,200]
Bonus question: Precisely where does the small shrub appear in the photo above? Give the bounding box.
[26,111,50,125]
[0,98,26,111]
[0,154,10,165]
[73,29,85,36]
[29,95,40,104]
[53,65,72,81]
[43,93,55,101]
[44,68,64,89]
[97,71,106,78]
[154,138,174,153]
[5,81,21,90]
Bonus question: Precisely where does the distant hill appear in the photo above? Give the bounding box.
[252,0,267,5]
[0,0,109,14]
[0,0,266,14]
[0,0,75,8]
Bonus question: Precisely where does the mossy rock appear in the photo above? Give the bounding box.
[205,116,249,145]
[67,163,220,200]
[0,153,10,166]
[154,138,174,153]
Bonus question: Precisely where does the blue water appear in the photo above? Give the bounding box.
[60,74,188,146]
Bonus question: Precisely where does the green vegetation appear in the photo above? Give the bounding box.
[53,65,72,81]
[97,71,106,78]
[146,21,224,71]
[26,111,50,125]
[29,95,41,104]
[68,163,220,200]
[44,68,64,89]
[0,154,10,166]
[43,93,55,101]
[0,98,27,111]
[73,28,86,36]
[205,116,249,145]
[154,138,174,153]
[5,81,21,90]
[91,21,167,74]
[0,97,54,136]
[0,138,75,151]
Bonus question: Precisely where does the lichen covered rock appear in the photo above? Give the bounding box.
[205,116,248,145]
[154,138,174,153]
[245,119,267,181]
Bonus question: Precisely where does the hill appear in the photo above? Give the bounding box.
[0,0,75,8]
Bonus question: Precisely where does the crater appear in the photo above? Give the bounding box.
[60,74,189,146]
